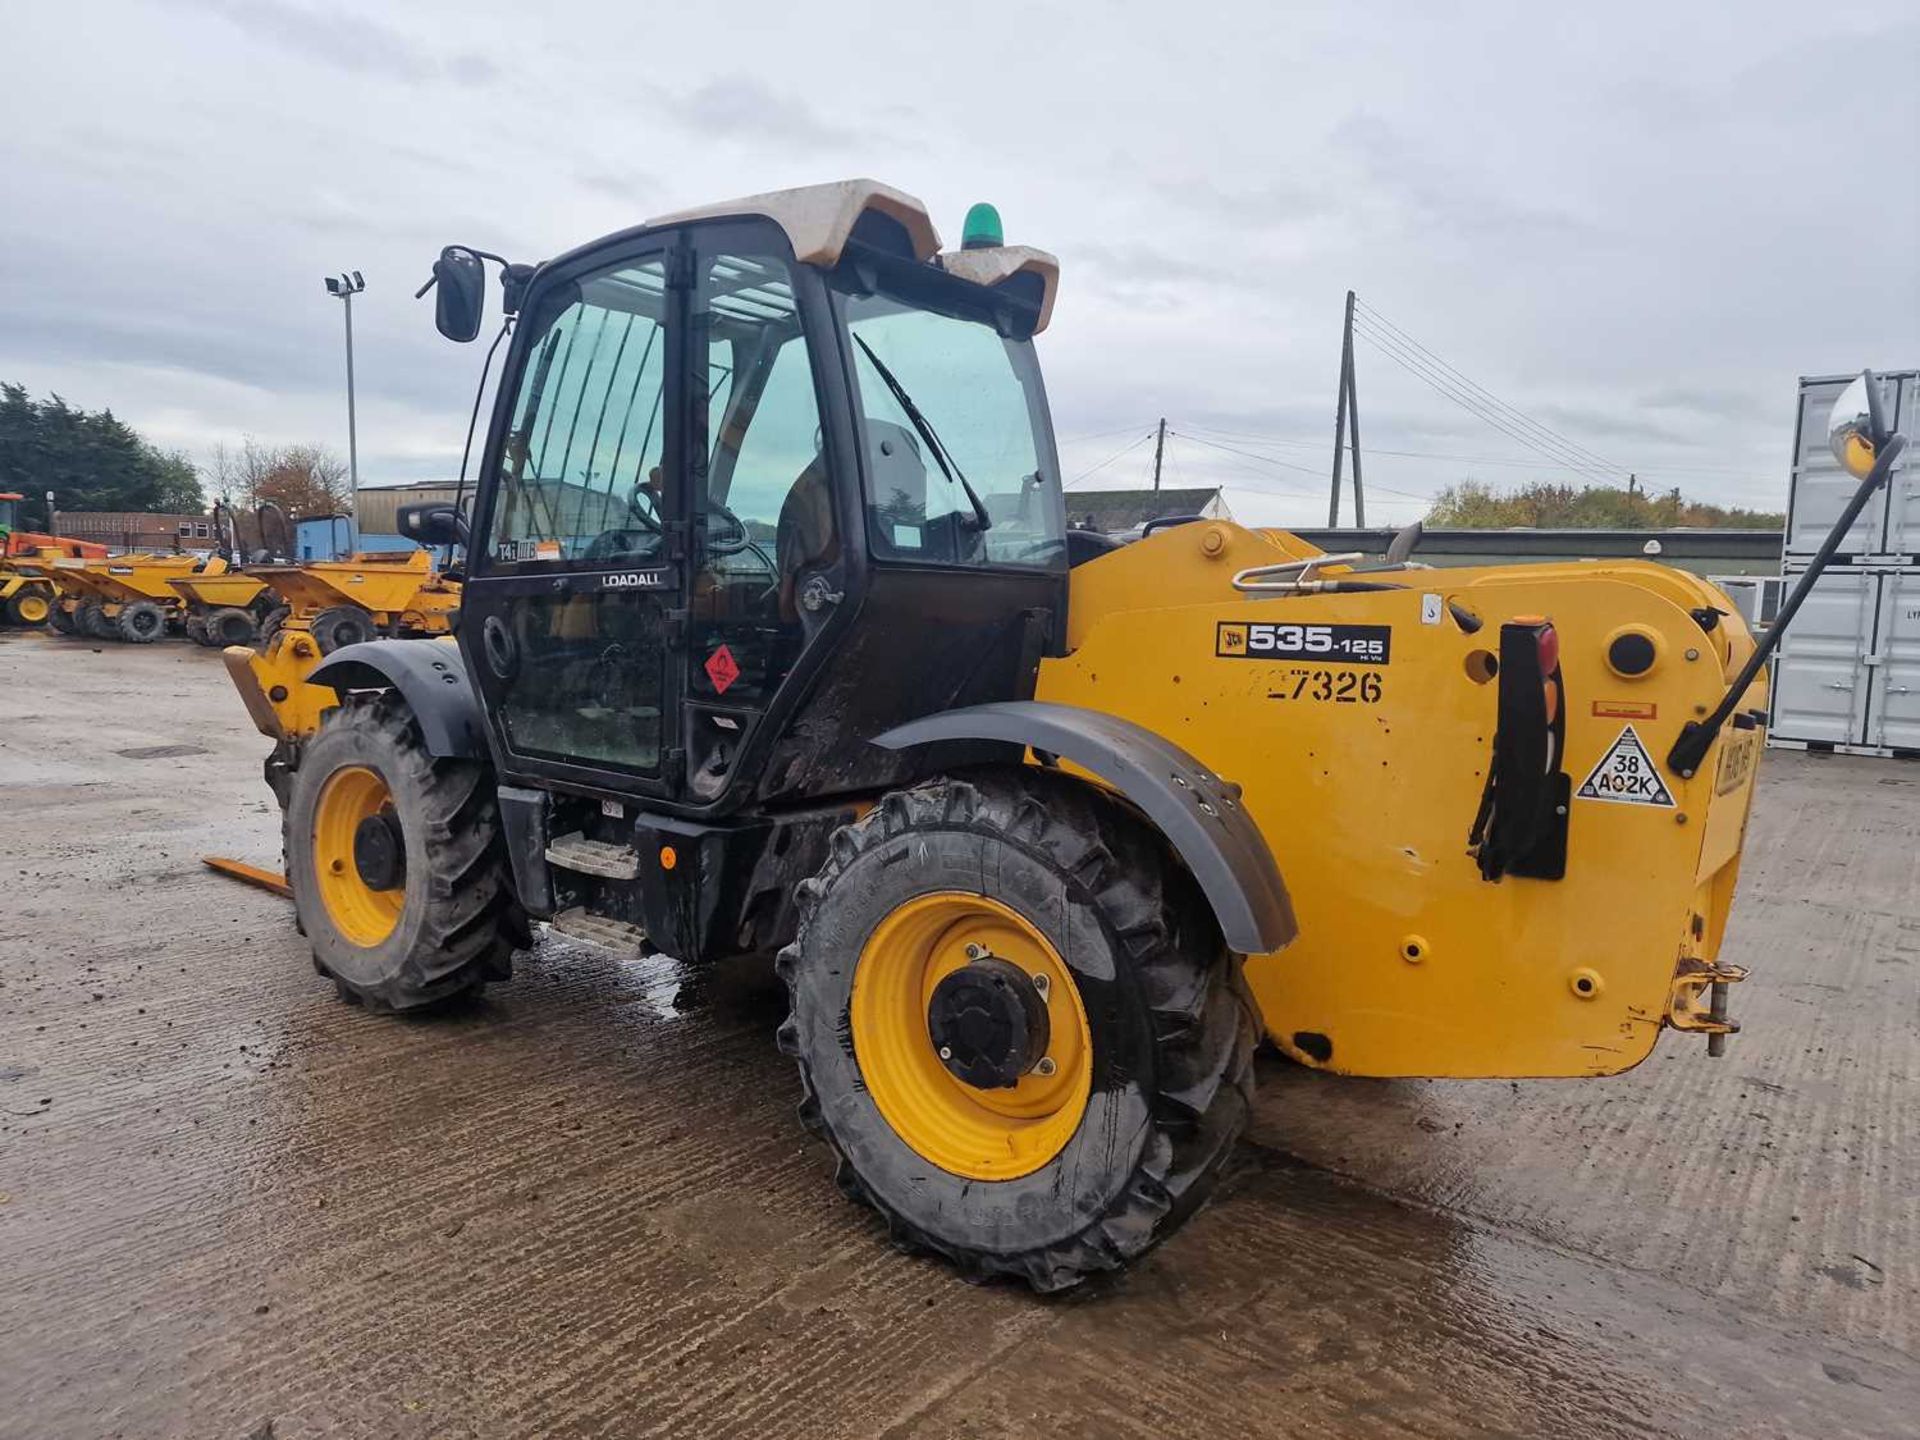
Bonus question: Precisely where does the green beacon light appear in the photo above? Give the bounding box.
[960,202,1003,250]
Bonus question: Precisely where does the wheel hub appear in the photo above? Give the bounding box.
[352,812,406,891]
[927,955,1051,1089]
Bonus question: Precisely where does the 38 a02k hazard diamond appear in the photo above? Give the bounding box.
[1576,724,1675,807]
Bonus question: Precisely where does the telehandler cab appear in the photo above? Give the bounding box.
[224,180,1903,1290]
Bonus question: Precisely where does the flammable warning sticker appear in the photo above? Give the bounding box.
[1576,724,1675,807]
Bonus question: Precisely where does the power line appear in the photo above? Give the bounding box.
[1353,300,1626,476]
[1056,421,1157,446]
[1351,319,1620,485]
[1350,303,1626,484]
[1174,422,1759,478]
[1066,430,1154,486]
[1174,430,1438,503]
[1349,316,1617,481]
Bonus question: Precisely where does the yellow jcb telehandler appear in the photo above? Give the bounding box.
[220,181,1904,1290]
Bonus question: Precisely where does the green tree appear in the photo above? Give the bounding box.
[0,382,205,528]
[1425,478,1781,529]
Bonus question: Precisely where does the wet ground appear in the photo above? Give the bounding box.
[1,628,1915,1439]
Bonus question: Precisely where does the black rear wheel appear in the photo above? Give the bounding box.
[117,600,166,643]
[259,604,291,645]
[205,605,257,647]
[285,691,523,1011]
[48,602,77,635]
[78,601,114,639]
[311,605,375,654]
[778,770,1256,1291]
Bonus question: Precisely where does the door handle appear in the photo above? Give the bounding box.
[799,575,844,613]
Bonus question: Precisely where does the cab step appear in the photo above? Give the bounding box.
[545,831,641,880]
[550,907,650,954]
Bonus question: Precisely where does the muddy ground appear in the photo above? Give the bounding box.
[1,628,1914,1439]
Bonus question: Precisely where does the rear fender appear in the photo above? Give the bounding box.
[871,700,1297,956]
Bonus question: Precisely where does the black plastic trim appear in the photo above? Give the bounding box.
[871,700,1296,955]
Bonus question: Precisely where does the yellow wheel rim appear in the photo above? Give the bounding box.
[851,892,1093,1181]
[17,593,50,624]
[312,766,403,947]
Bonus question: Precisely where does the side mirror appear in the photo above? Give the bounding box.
[397,503,467,547]
[1827,371,1893,480]
[432,247,487,343]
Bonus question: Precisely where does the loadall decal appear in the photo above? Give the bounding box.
[1217,621,1391,664]
[1576,726,1675,807]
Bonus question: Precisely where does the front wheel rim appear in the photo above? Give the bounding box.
[851,892,1093,1181]
[312,765,404,946]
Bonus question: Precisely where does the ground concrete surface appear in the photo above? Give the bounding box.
[0,627,1914,1440]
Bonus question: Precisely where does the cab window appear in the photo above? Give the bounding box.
[488,255,670,566]
[841,293,1063,568]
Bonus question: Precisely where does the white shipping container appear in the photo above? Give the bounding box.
[1770,566,1920,753]
[1784,371,1917,560]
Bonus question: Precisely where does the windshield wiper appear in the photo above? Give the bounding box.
[852,334,991,532]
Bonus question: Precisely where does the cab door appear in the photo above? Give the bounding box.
[463,240,688,794]
[678,227,851,800]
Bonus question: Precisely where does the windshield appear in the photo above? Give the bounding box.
[840,291,1063,567]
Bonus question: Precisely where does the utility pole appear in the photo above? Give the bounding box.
[1151,417,1167,492]
[324,270,366,519]
[1328,290,1364,526]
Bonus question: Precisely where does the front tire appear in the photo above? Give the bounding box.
[285,691,521,1011]
[6,589,51,627]
[778,771,1256,1292]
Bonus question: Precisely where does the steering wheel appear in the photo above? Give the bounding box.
[704,499,756,558]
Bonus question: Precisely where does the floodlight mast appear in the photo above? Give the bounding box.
[323,269,366,525]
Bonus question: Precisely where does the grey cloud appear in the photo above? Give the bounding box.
[1329,112,1600,245]
[663,76,855,149]
[187,0,499,86]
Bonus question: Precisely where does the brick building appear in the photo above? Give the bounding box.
[52,511,220,553]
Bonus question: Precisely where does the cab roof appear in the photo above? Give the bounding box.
[644,178,1059,333]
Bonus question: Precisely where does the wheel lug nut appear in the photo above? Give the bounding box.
[964,943,986,960]
[938,1046,952,1060]
[1031,973,1050,998]
[1035,1057,1057,1077]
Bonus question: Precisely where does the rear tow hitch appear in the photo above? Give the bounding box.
[1667,958,1748,1056]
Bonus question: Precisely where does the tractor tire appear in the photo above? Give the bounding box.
[117,600,166,644]
[5,589,52,627]
[205,606,258,647]
[311,605,375,655]
[259,605,291,645]
[285,690,522,1012]
[185,615,210,645]
[777,769,1257,1292]
[78,601,114,639]
[48,603,77,635]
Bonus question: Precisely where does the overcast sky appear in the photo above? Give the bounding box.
[2,1,1914,527]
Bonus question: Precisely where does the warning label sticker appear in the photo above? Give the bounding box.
[1576,725,1675,807]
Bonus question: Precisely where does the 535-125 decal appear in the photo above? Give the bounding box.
[1217,621,1392,664]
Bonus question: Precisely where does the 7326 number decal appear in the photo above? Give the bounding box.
[1217,621,1391,664]
[1269,668,1384,704]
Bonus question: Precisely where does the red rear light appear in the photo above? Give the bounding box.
[1536,624,1560,675]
